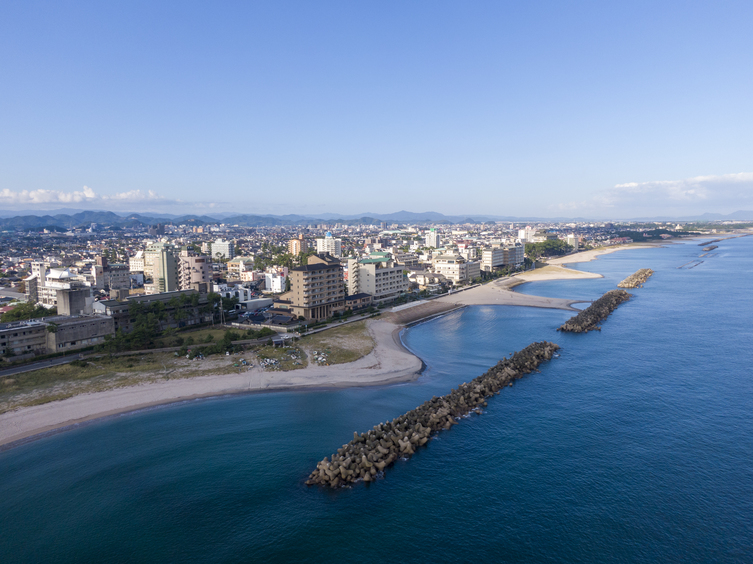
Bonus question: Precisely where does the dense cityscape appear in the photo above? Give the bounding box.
[0,210,725,362]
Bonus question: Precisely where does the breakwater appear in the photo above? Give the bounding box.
[557,289,631,333]
[617,268,654,288]
[306,341,560,488]
[702,245,718,252]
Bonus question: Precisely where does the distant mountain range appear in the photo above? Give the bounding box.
[0,208,751,230]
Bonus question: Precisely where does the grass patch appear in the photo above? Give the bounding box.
[0,351,241,413]
[299,320,374,365]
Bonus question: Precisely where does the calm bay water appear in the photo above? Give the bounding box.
[1,238,752,563]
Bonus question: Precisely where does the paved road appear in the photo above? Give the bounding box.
[0,355,78,378]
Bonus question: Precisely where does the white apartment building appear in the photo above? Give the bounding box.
[263,272,287,293]
[347,253,408,304]
[518,226,537,243]
[481,240,525,271]
[129,250,145,273]
[212,239,235,260]
[213,283,254,302]
[432,254,481,285]
[424,228,441,248]
[481,248,505,272]
[316,232,342,257]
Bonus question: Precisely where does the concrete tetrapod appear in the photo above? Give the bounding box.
[617,268,654,289]
[557,289,631,333]
[306,341,560,488]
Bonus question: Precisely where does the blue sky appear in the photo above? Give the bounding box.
[1,1,752,218]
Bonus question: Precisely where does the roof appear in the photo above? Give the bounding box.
[346,293,372,301]
[47,268,74,279]
[291,263,340,272]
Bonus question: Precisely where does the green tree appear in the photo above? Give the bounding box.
[1,302,56,322]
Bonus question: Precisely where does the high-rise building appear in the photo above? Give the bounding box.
[178,250,211,290]
[315,232,342,257]
[144,242,180,294]
[287,253,345,320]
[425,228,441,248]
[288,234,305,255]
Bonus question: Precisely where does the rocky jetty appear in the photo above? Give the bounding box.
[305,341,560,488]
[617,268,654,288]
[557,289,631,333]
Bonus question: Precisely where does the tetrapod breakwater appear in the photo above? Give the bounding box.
[618,268,654,288]
[557,289,631,333]
[306,341,560,488]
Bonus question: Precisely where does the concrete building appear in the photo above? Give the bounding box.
[33,268,93,312]
[0,320,47,357]
[93,288,210,334]
[286,253,345,320]
[178,251,211,290]
[518,226,536,243]
[393,252,420,268]
[425,228,441,248]
[94,257,130,290]
[212,238,235,261]
[129,250,145,273]
[316,232,342,257]
[432,254,481,285]
[44,315,114,353]
[226,257,255,278]
[144,242,180,295]
[347,253,408,304]
[263,272,286,293]
[503,241,525,266]
[288,234,305,255]
[481,247,505,272]
[213,283,255,302]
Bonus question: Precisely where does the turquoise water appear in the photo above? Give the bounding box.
[1,238,752,563]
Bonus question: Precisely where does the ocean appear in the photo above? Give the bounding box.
[1,238,751,563]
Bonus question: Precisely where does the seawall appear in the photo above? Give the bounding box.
[306,341,560,488]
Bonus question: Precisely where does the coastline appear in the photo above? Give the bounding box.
[0,249,650,450]
[0,319,422,449]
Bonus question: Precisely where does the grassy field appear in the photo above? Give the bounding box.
[0,351,241,413]
[175,327,231,344]
[299,320,374,365]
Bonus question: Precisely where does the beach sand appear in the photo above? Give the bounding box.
[0,319,421,448]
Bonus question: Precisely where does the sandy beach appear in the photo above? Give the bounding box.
[0,252,635,449]
[546,243,662,265]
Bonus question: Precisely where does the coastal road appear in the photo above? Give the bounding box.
[0,356,77,378]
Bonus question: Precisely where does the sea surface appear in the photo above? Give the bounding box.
[1,238,752,563]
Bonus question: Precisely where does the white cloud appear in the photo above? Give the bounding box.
[0,186,166,206]
[552,173,753,217]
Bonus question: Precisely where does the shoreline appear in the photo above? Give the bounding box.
[0,247,657,450]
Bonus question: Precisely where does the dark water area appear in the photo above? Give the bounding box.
[1,238,752,563]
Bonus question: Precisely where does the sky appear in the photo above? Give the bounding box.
[1,1,752,219]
